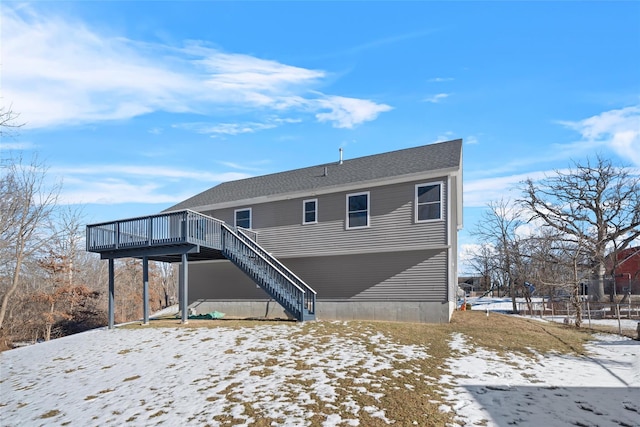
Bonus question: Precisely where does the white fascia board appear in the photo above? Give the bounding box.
[456,147,464,230]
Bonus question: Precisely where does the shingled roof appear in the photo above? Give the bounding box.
[167,139,462,211]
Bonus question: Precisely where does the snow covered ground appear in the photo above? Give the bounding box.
[441,332,640,426]
[1,319,639,426]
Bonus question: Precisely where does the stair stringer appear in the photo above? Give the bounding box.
[219,225,315,321]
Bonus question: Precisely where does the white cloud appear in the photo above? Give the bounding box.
[0,141,36,151]
[1,5,391,130]
[428,77,454,83]
[52,164,247,182]
[464,171,549,208]
[190,47,324,95]
[314,96,393,129]
[458,243,487,273]
[174,117,303,136]
[465,135,479,145]
[557,105,640,166]
[423,93,450,103]
[59,179,180,205]
[218,161,268,172]
[466,106,640,179]
[175,121,278,136]
[51,164,251,205]
[435,131,455,142]
[3,7,191,127]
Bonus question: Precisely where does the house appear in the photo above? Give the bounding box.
[86,139,463,325]
[166,138,463,322]
[610,247,640,295]
[458,276,486,297]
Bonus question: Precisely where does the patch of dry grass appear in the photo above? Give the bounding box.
[447,311,594,356]
[118,311,601,425]
[39,409,60,419]
[583,323,639,340]
[122,318,295,330]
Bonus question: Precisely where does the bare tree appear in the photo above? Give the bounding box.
[0,156,60,331]
[30,206,102,341]
[473,199,527,314]
[0,105,24,138]
[49,206,86,288]
[465,244,498,297]
[514,237,538,314]
[527,229,592,326]
[526,229,567,298]
[520,156,640,301]
[156,261,177,308]
[34,250,97,341]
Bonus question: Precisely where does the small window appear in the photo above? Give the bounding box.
[346,191,369,229]
[415,183,442,222]
[235,208,252,229]
[303,199,317,224]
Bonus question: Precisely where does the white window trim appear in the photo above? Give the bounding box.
[302,198,318,225]
[346,191,370,230]
[234,207,252,229]
[415,182,443,223]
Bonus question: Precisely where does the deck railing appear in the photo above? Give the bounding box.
[86,210,227,252]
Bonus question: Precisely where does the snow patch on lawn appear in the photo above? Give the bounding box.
[1,323,429,426]
[440,332,640,426]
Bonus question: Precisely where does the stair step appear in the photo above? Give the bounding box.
[221,227,314,321]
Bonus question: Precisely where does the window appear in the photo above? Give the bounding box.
[415,183,442,222]
[346,192,369,229]
[234,208,252,229]
[303,199,317,224]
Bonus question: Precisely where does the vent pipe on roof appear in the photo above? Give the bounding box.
[339,147,343,165]
[323,166,328,177]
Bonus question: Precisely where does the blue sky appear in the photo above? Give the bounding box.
[2,1,639,273]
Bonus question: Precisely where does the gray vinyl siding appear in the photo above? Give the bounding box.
[285,250,447,301]
[188,249,447,304]
[188,260,270,302]
[201,178,448,258]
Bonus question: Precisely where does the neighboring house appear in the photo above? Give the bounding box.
[458,276,484,296]
[609,247,640,294]
[163,138,464,323]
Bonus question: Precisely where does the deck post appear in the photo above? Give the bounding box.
[108,258,115,329]
[142,256,149,325]
[180,253,189,324]
[178,266,183,314]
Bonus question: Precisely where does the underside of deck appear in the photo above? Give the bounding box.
[94,243,226,263]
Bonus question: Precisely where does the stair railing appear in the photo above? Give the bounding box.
[220,224,308,320]
[184,210,225,249]
[236,228,316,316]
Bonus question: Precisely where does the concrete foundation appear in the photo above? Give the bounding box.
[190,299,454,323]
